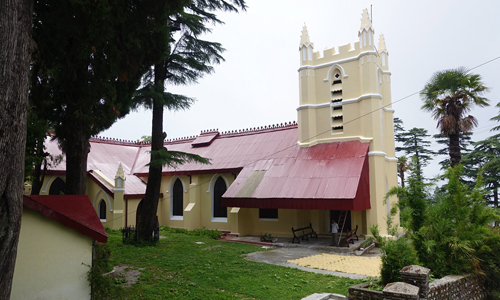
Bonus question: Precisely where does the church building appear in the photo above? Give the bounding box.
[38,9,398,237]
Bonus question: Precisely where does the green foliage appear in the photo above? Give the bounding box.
[139,135,152,143]
[106,229,362,299]
[87,242,121,299]
[370,199,419,285]
[134,0,244,242]
[160,226,221,239]
[358,237,374,249]
[421,67,490,167]
[148,149,210,168]
[418,166,497,277]
[477,228,500,299]
[433,132,474,171]
[463,134,500,209]
[490,102,500,132]
[395,126,434,178]
[388,157,429,238]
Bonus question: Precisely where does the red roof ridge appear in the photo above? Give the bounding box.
[91,136,144,146]
[90,121,297,146]
[219,121,298,137]
[165,135,197,144]
[23,195,108,243]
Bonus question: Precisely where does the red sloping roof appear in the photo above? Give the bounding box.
[23,195,108,243]
[43,124,371,211]
[45,138,147,197]
[134,125,299,176]
[191,132,219,147]
[221,141,371,211]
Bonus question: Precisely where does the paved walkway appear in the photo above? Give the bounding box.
[226,235,381,279]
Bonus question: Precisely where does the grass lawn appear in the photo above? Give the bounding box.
[106,228,366,299]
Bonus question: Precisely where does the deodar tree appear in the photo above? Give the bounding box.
[420,67,489,167]
[31,0,188,195]
[0,0,32,298]
[133,0,246,242]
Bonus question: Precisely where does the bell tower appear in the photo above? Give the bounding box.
[296,9,398,235]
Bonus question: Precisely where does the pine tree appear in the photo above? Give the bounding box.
[395,125,434,180]
[465,135,500,210]
[31,0,188,194]
[133,0,246,241]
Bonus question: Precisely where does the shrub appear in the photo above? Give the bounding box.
[475,228,500,299]
[370,225,418,285]
[87,242,119,299]
[418,167,497,277]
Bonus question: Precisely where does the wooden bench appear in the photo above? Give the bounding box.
[340,225,359,247]
[291,223,318,244]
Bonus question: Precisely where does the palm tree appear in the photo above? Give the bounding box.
[397,156,408,188]
[420,67,489,167]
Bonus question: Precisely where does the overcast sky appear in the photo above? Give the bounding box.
[101,0,500,179]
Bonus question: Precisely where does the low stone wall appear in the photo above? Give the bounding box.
[347,282,383,299]
[347,265,486,300]
[428,274,486,300]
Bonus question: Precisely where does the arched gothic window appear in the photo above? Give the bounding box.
[99,199,106,220]
[213,177,227,219]
[49,177,66,195]
[172,178,183,217]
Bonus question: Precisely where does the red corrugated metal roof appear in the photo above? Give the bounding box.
[45,139,147,197]
[44,123,370,211]
[191,131,219,147]
[23,195,108,242]
[221,140,371,211]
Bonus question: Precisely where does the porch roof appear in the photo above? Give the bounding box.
[221,140,371,211]
[23,195,108,242]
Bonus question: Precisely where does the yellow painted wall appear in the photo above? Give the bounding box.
[159,173,235,232]
[297,14,398,236]
[12,208,92,300]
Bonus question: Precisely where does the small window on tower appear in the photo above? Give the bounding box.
[334,73,340,79]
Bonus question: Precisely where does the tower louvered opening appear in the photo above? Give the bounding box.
[331,71,343,132]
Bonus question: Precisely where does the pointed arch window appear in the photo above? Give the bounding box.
[212,176,227,221]
[99,199,106,221]
[49,177,66,195]
[171,178,184,219]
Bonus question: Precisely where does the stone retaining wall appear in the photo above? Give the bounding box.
[428,274,485,300]
[347,265,486,300]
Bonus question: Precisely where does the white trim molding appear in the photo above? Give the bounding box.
[93,189,113,212]
[210,175,228,223]
[368,151,387,157]
[324,64,348,82]
[296,102,330,111]
[343,93,382,105]
[382,106,395,113]
[298,50,378,73]
[385,157,398,162]
[206,174,230,193]
[166,176,187,193]
[298,136,373,147]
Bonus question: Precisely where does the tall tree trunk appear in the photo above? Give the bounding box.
[399,170,405,189]
[494,182,499,227]
[449,133,461,168]
[136,64,164,241]
[0,0,32,297]
[65,127,89,195]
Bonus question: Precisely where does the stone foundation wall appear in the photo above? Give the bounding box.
[347,265,486,300]
[347,282,383,299]
[428,274,486,300]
